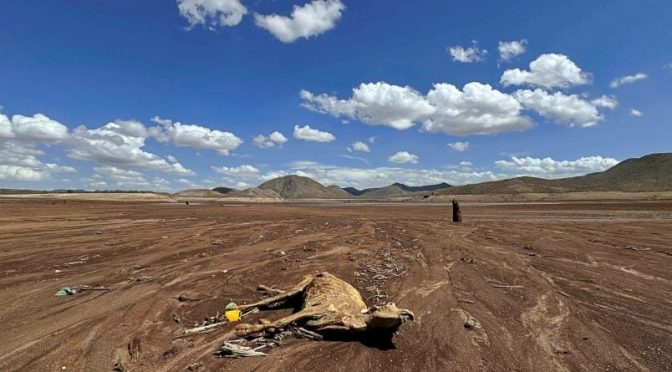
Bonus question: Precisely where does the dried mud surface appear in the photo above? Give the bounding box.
[0,199,671,371]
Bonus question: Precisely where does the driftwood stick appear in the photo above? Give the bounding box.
[183,321,227,336]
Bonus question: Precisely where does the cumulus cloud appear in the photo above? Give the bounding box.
[301,82,531,135]
[284,161,500,189]
[630,108,643,117]
[0,113,68,142]
[498,39,527,62]
[69,120,194,175]
[448,141,469,152]
[590,95,619,110]
[151,116,243,155]
[0,113,74,182]
[388,151,419,164]
[495,155,619,178]
[177,0,247,29]
[609,73,648,88]
[93,166,149,187]
[0,141,76,182]
[513,89,604,127]
[212,164,260,178]
[255,0,345,43]
[501,53,592,89]
[448,41,487,63]
[293,125,335,142]
[423,83,531,135]
[253,131,288,148]
[347,141,370,153]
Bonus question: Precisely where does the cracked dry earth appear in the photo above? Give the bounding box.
[0,199,671,371]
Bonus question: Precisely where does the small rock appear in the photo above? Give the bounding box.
[187,362,203,371]
[279,251,286,256]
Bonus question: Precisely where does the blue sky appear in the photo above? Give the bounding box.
[1,0,670,191]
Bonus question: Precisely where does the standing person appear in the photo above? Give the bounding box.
[452,198,462,223]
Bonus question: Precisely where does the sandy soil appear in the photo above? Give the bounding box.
[0,199,671,371]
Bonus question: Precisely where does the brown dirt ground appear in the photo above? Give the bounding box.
[0,199,671,371]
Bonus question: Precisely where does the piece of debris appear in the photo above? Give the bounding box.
[460,256,475,264]
[457,298,475,304]
[257,285,285,296]
[182,321,228,336]
[112,358,126,372]
[487,279,524,289]
[172,313,182,323]
[625,245,651,252]
[128,336,142,360]
[177,294,201,302]
[279,251,286,256]
[214,342,267,358]
[464,317,481,330]
[55,285,109,296]
[186,362,203,370]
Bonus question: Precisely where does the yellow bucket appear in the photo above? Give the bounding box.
[225,309,241,322]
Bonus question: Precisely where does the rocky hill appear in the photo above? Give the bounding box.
[258,175,352,199]
[344,182,452,198]
[438,153,672,195]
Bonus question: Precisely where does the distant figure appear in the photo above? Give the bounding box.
[452,199,462,223]
[185,201,190,206]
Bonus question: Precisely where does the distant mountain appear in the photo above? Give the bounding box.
[212,187,236,194]
[438,153,672,195]
[344,182,452,198]
[226,187,281,199]
[258,175,352,199]
[174,189,224,197]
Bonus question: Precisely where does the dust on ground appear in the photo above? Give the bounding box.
[0,199,671,371]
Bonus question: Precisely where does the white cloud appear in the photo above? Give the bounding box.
[212,164,260,178]
[388,151,419,164]
[301,82,531,135]
[286,161,500,189]
[153,177,171,190]
[0,113,74,182]
[301,82,432,130]
[495,155,619,178]
[459,161,473,168]
[93,166,149,187]
[0,113,68,142]
[254,0,345,43]
[151,116,243,155]
[253,131,288,148]
[590,95,618,110]
[448,41,487,63]
[177,0,247,29]
[610,73,648,88]
[0,141,76,182]
[514,89,604,127]
[347,141,370,153]
[448,141,469,152]
[630,108,643,117]
[498,39,527,62]
[501,53,592,89]
[423,83,531,135]
[69,121,194,175]
[293,125,335,142]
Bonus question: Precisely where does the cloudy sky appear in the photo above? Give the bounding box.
[1,1,670,191]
